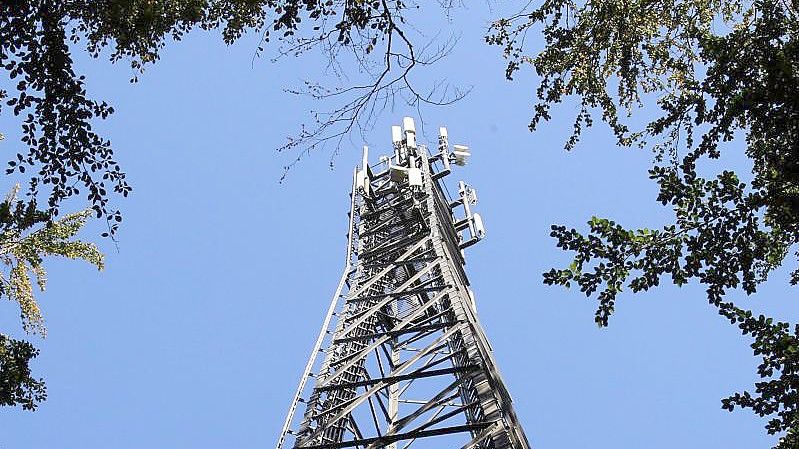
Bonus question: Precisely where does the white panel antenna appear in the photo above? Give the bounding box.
[403,116,417,149]
[472,213,485,239]
[452,144,470,166]
[432,126,451,179]
[361,145,369,170]
[403,116,416,133]
[391,126,403,145]
[356,146,371,195]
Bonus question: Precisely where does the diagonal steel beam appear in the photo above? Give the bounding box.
[346,238,430,299]
[321,290,449,384]
[339,262,438,337]
[306,324,466,439]
[393,377,464,432]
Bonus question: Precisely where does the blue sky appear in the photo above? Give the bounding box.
[1,4,795,448]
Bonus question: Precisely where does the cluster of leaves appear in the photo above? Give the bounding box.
[489,0,799,446]
[0,185,103,410]
[0,0,412,234]
[1,1,127,235]
[0,186,104,336]
[720,307,799,448]
[0,334,45,411]
[543,169,779,326]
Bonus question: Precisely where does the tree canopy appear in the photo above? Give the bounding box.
[488,1,799,446]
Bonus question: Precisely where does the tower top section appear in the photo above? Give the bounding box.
[355,117,484,252]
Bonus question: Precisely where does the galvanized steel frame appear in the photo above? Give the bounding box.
[277,119,531,449]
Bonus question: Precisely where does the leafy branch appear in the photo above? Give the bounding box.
[493,1,799,446]
[0,185,103,410]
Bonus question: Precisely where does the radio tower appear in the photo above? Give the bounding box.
[277,117,532,449]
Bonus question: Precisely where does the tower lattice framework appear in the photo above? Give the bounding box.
[277,118,532,449]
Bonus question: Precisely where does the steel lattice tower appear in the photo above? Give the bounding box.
[277,118,532,449]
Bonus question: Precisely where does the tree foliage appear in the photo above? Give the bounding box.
[0,1,432,231]
[0,334,45,411]
[0,185,103,410]
[0,186,104,335]
[488,0,799,446]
